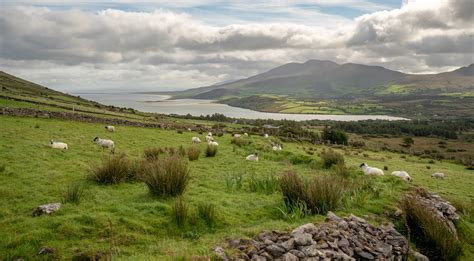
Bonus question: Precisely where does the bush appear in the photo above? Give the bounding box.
[306,175,346,214]
[320,150,345,169]
[248,175,278,194]
[187,146,200,161]
[401,193,463,260]
[144,147,165,161]
[172,196,188,227]
[322,128,348,145]
[205,144,218,157]
[289,154,313,165]
[89,153,135,184]
[140,155,190,197]
[231,137,250,147]
[61,183,84,204]
[197,203,217,227]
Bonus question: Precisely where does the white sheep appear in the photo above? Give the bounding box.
[93,137,115,153]
[246,152,259,161]
[264,134,269,138]
[105,125,115,132]
[205,135,214,142]
[360,163,384,176]
[233,134,241,138]
[244,133,249,137]
[208,141,219,146]
[192,137,201,144]
[431,172,445,179]
[187,128,192,132]
[50,140,68,150]
[391,171,411,181]
[272,145,282,151]
[207,132,213,137]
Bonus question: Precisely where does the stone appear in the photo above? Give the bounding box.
[291,223,318,235]
[299,245,321,257]
[293,233,315,246]
[289,249,306,258]
[337,238,349,248]
[282,252,298,261]
[357,250,374,260]
[213,247,228,261]
[251,255,266,261]
[327,211,342,222]
[38,246,55,255]
[32,203,61,216]
[338,220,349,230]
[280,238,295,251]
[413,251,429,261]
[266,244,286,257]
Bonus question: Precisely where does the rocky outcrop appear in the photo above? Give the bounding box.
[229,212,409,260]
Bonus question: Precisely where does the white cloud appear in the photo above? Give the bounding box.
[0,0,473,91]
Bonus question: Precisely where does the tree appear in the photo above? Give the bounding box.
[400,137,414,149]
[322,127,348,145]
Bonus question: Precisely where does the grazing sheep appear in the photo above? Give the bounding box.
[391,171,411,181]
[360,163,384,176]
[431,172,445,179]
[205,135,214,142]
[93,137,115,153]
[208,132,213,137]
[244,133,249,137]
[187,128,192,132]
[264,134,269,138]
[192,137,201,144]
[208,141,219,146]
[50,140,68,150]
[272,145,282,151]
[246,152,259,161]
[233,134,241,138]
[105,125,115,132]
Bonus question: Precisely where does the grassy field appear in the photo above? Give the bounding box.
[1,115,473,260]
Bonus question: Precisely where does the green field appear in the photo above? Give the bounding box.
[1,115,473,259]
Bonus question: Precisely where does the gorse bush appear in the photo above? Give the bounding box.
[89,153,136,184]
[144,147,165,161]
[401,192,463,260]
[172,196,188,227]
[205,144,218,157]
[61,183,84,204]
[248,175,278,194]
[320,150,345,169]
[140,155,190,197]
[197,202,217,227]
[187,146,200,161]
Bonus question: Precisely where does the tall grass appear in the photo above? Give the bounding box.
[89,153,136,184]
[231,137,250,147]
[277,201,310,221]
[401,193,463,260]
[197,203,217,227]
[144,147,165,161]
[248,175,278,194]
[205,144,218,157]
[172,196,188,227]
[225,173,243,192]
[280,170,306,208]
[187,146,200,161]
[140,155,190,197]
[320,150,344,168]
[61,183,84,204]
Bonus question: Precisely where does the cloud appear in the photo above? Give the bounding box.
[0,0,473,91]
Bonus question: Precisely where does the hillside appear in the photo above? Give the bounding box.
[165,61,474,118]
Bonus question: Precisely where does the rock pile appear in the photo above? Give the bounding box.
[229,212,409,260]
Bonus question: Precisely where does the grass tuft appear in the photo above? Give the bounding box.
[89,153,135,184]
[320,150,344,168]
[172,196,188,227]
[140,155,190,197]
[187,146,200,161]
[306,175,346,214]
[248,175,278,194]
[61,183,84,204]
[197,203,217,227]
[144,147,165,161]
[231,137,250,147]
[205,144,218,157]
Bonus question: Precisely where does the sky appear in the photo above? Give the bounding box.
[0,0,473,92]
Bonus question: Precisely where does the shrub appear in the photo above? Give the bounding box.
[187,146,200,161]
[61,183,84,204]
[289,154,313,165]
[248,175,278,194]
[177,130,183,134]
[320,150,345,169]
[401,193,462,260]
[349,140,365,148]
[322,128,348,145]
[280,169,306,208]
[306,175,346,214]
[140,155,190,197]
[197,203,217,227]
[172,196,188,227]
[89,153,135,184]
[144,147,165,161]
[205,144,218,157]
[384,166,389,171]
[231,137,250,147]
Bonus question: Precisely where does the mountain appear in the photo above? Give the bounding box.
[169,60,473,100]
